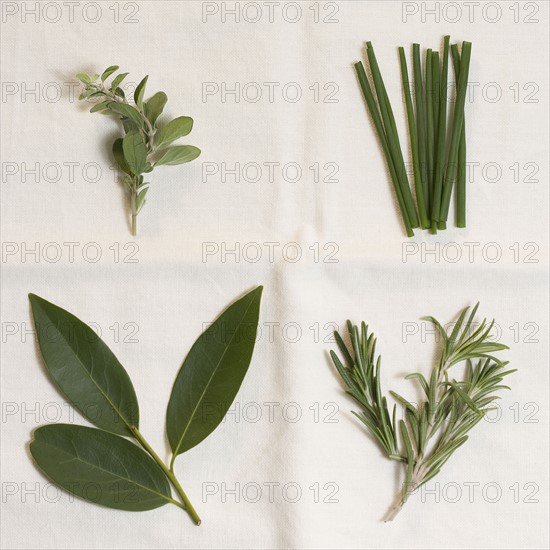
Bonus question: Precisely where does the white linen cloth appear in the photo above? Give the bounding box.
[1,1,548,548]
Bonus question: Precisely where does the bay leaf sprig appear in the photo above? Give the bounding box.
[28,287,263,525]
[76,66,201,235]
[329,304,514,520]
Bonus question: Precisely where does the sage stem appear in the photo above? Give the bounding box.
[130,188,137,237]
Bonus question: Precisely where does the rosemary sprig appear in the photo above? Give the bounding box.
[330,304,514,520]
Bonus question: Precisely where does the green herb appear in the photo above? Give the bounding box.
[424,49,434,213]
[329,304,514,520]
[354,37,472,235]
[431,35,451,230]
[76,66,201,236]
[451,44,468,228]
[398,47,429,229]
[354,62,413,237]
[28,287,263,525]
[439,42,472,226]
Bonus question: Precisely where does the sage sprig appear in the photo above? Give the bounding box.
[329,304,514,520]
[28,287,263,524]
[76,66,201,235]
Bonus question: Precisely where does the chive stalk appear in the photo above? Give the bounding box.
[366,42,419,228]
[451,44,467,227]
[399,47,429,228]
[431,52,440,143]
[430,51,440,234]
[411,44,430,228]
[439,41,472,225]
[425,48,434,214]
[432,35,450,230]
[354,61,413,237]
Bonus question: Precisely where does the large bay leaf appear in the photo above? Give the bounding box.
[166,286,263,457]
[30,424,171,511]
[29,294,139,436]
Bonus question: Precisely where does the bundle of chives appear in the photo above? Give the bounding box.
[354,37,472,237]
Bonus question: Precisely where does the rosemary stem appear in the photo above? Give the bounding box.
[130,427,202,525]
[385,464,425,522]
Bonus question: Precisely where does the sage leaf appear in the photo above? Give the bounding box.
[134,75,149,111]
[30,424,172,511]
[110,72,129,91]
[144,91,167,126]
[155,116,194,149]
[107,102,144,129]
[112,138,132,175]
[29,294,139,436]
[167,286,263,457]
[122,131,149,176]
[101,65,119,82]
[76,72,92,84]
[136,187,148,213]
[90,100,111,113]
[155,145,201,167]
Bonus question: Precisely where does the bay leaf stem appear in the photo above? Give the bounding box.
[130,426,201,525]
